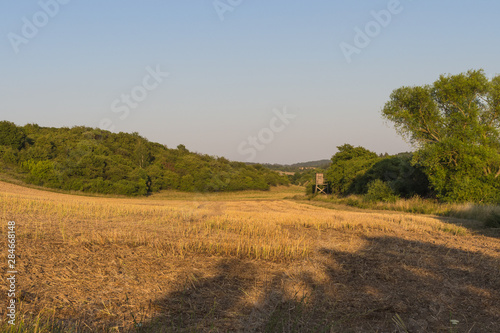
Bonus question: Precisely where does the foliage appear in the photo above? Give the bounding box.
[298,191,500,231]
[364,179,398,203]
[259,159,331,172]
[0,123,288,196]
[355,154,430,197]
[22,159,60,187]
[382,69,500,203]
[325,144,430,201]
[290,168,326,186]
[0,120,27,150]
[326,144,380,195]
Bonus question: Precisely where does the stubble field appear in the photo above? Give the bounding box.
[0,181,499,332]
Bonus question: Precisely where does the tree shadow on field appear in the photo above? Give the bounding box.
[138,258,260,332]
[312,236,500,332]
[139,236,500,333]
[250,236,500,333]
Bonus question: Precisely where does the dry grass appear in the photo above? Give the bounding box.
[0,181,499,332]
[302,194,500,233]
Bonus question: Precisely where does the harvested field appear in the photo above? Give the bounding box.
[0,181,499,332]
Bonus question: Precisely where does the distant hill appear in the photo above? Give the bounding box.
[246,160,331,186]
[255,159,331,173]
[0,121,289,196]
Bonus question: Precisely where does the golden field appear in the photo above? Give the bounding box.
[0,181,499,332]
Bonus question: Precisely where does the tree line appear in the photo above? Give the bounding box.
[325,69,500,204]
[0,123,288,196]
[2,70,498,203]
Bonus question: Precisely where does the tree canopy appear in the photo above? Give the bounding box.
[0,123,289,196]
[325,144,429,198]
[326,144,379,194]
[0,121,27,150]
[382,69,500,202]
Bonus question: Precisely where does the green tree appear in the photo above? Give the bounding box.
[163,170,180,189]
[180,174,195,191]
[133,138,153,168]
[0,146,18,164]
[23,160,60,187]
[0,121,27,150]
[382,69,500,202]
[355,154,430,197]
[326,144,379,194]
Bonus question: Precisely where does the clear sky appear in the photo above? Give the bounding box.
[2,1,500,164]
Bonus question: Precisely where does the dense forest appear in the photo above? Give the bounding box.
[0,122,288,196]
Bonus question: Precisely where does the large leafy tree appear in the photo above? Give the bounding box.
[326,144,380,194]
[382,69,500,202]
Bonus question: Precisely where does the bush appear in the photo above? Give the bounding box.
[113,179,148,196]
[82,178,114,194]
[306,184,314,195]
[364,180,398,203]
[0,147,18,164]
[346,197,367,208]
[24,160,60,187]
[441,175,499,204]
[355,154,430,197]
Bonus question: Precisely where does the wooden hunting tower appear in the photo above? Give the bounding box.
[313,173,331,194]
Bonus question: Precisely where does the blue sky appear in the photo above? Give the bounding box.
[2,0,500,164]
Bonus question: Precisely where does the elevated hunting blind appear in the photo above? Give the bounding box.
[312,173,332,194]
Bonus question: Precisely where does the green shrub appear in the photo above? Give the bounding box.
[364,180,399,203]
[306,184,314,195]
[0,146,18,164]
[23,160,60,187]
[113,179,147,196]
[346,197,367,208]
